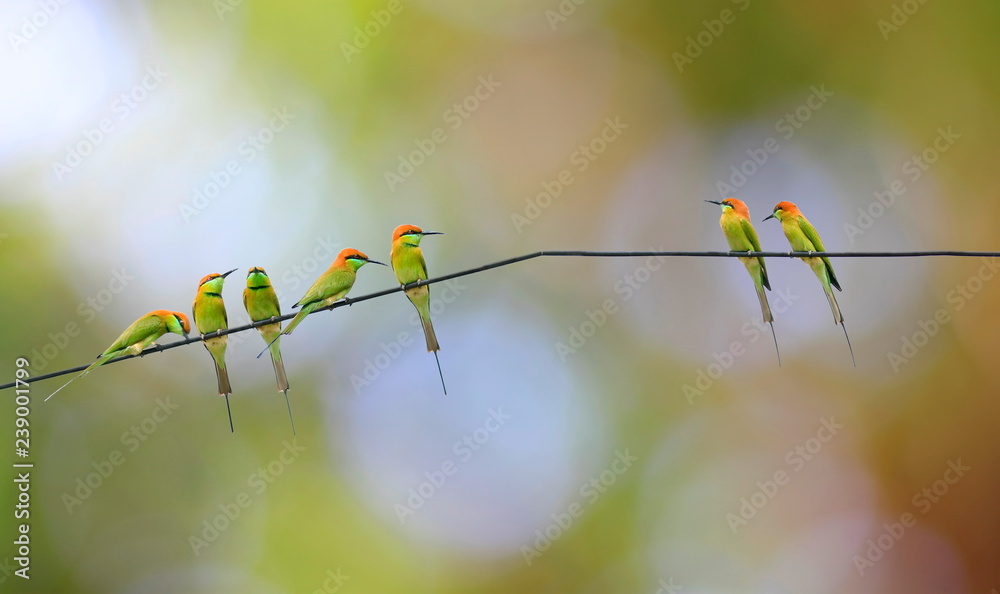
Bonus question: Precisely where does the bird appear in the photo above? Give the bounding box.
[763,201,855,366]
[259,248,386,357]
[706,198,781,365]
[390,224,447,394]
[45,310,190,401]
[193,269,237,432]
[244,267,295,434]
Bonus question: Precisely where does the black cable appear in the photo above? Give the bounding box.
[4,249,998,392]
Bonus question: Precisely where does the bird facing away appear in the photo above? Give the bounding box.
[193,269,237,432]
[390,224,447,394]
[259,249,386,358]
[706,198,781,366]
[244,267,295,434]
[46,310,190,401]
[764,201,855,366]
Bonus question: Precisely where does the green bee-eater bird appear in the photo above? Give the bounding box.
[45,310,190,401]
[243,266,295,434]
[391,224,447,394]
[193,269,237,432]
[259,248,385,357]
[763,201,855,366]
[706,198,780,365]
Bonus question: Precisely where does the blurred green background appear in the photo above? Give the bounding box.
[1,0,999,592]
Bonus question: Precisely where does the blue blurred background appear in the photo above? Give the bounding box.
[1,0,999,592]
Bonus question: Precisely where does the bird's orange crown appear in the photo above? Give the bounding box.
[197,269,236,287]
[198,273,221,286]
[721,198,751,219]
[393,224,423,242]
[336,248,370,263]
[150,310,191,334]
[772,201,802,217]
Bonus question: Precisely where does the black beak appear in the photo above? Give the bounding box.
[221,268,237,279]
[366,259,388,266]
[762,213,776,222]
[420,231,444,236]
[705,200,723,206]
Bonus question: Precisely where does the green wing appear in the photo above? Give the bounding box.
[260,286,281,317]
[740,218,770,290]
[798,216,841,291]
[416,251,428,281]
[104,314,166,356]
[797,216,826,251]
[297,269,355,308]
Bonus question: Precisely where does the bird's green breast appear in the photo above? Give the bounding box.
[392,247,427,284]
[781,219,813,251]
[720,215,753,251]
[194,294,228,332]
[245,288,280,320]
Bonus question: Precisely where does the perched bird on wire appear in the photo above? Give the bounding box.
[259,248,386,357]
[706,198,781,365]
[45,310,190,401]
[243,267,295,434]
[390,224,447,394]
[764,201,855,366]
[193,269,237,431]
